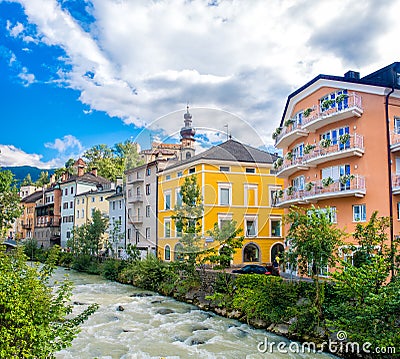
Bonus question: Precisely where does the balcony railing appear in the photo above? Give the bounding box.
[129,216,143,224]
[275,134,364,177]
[305,133,364,166]
[129,195,143,203]
[390,130,400,152]
[392,174,400,195]
[275,92,363,148]
[276,175,366,207]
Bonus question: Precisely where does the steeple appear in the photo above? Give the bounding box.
[180,105,196,160]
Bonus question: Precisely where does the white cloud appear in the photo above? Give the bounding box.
[18,67,35,86]
[9,0,400,148]
[44,135,83,153]
[0,145,58,168]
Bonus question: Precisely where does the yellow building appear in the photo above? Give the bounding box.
[74,187,114,248]
[157,139,284,266]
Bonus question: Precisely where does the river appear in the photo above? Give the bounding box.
[53,267,339,359]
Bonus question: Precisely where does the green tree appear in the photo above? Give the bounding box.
[35,171,50,187]
[205,220,244,268]
[284,206,344,320]
[0,245,98,358]
[328,213,400,354]
[172,175,204,269]
[114,140,144,172]
[0,168,23,238]
[107,219,124,258]
[21,173,33,186]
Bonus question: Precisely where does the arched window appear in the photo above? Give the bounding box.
[174,243,184,261]
[164,245,171,261]
[271,243,284,262]
[186,152,191,159]
[243,243,260,262]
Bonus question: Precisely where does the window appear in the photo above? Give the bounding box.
[165,192,171,210]
[245,217,257,237]
[321,126,350,149]
[119,200,122,209]
[127,228,131,240]
[176,189,182,207]
[292,176,305,191]
[292,143,304,160]
[70,201,73,208]
[136,230,140,243]
[165,245,171,261]
[219,184,231,205]
[146,168,151,176]
[177,171,183,177]
[92,197,95,203]
[395,117,400,135]
[176,222,182,237]
[66,231,71,239]
[166,174,171,180]
[397,202,400,220]
[245,168,255,173]
[145,227,150,239]
[245,184,258,206]
[270,219,281,237]
[189,167,195,174]
[63,203,68,210]
[77,210,80,218]
[100,196,104,202]
[243,243,259,262]
[269,186,282,207]
[146,184,150,195]
[71,187,74,195]
[146,205,151,217]
[220,166,230,172]
[91,208,96,216]
[310,207,337,223]
[353,204,366,222]
[112,201,116,210]
[77,199,80,205]
[320,89,348,112]
[82,209,84,218]
[82,198,85,204]
[164,220,171,238]
[136,186,141,195]
[65,188,68,196]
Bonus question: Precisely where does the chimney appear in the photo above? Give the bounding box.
[77,165,84,177]
[91,167,98,177]
[116,176,123,186]
[344,70,360,79]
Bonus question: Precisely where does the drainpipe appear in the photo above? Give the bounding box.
[385,82,395,279]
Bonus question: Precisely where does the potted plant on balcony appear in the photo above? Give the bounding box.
[320,138,332,149]
[272,127,282,140]
[321,99,335,111]
[339,174,355,185]
[286,186,294,196]
[284,118,295,127]
[339,133,351,145]
[275,189,284,199]
[304,143,316,154]
[285,151,293,161]
[322,177,334,187]
[273,157,283,169]
[335,93,348,104]
[303,108,313,118]
[305,181,315,191]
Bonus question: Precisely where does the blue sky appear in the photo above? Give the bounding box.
[1,0,400,168]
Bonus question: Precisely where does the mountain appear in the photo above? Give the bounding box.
[2,166,56,184]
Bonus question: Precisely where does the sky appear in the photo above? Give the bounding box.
[1,0,400,169]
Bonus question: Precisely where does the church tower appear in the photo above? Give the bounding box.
[180,106,196,160]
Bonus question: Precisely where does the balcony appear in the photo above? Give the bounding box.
[129,177,144,184]
[129,216,143,224]
[392,175,400,195]
[129,195,143,203]
[275,124,308,148]
[22,223,32,229]
[276,157,310,178]
[305,134,364,166]
[390,131,400,152]
[302,92,363,132]
[304,175,366,202]
[276,175,366,207]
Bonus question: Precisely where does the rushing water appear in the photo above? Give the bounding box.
[53,267,339,359]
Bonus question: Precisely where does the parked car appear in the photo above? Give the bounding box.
[232,264,271,275]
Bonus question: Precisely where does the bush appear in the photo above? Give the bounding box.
[102,258,126,281]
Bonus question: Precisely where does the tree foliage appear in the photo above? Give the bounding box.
[0,245,98,358]
[35,171,50,187]
[284,206,345,319]
[172,175,204,268]
[0,168,23,238]
[205,220,244,268]
[21,173,33,186]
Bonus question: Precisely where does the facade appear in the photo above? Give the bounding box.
[106,184,126,257]
[34,184,62,247]
[273,62,400,265]
[140,141,181,163]
[158,139,285,265]
[19,190,42,240]
[125,160,167,259]
[59,160,111,247]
